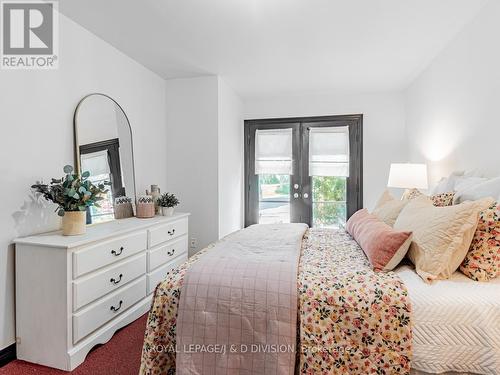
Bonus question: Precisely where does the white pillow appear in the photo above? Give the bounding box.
[432,170,487,196]
[454,176,500,204]
[431,171,464,195]
[454,176,487,191]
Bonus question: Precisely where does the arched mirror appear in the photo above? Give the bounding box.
[74,93,136,224]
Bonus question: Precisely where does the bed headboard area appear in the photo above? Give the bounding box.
[430,171,500,203]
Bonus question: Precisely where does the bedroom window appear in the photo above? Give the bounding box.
[245,115,362,227]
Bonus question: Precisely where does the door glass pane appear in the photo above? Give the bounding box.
[82,150,114,223]
[258,174,290,224]
[312,176,346,228]
[87,173,115,223]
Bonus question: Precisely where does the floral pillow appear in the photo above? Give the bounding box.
[431,191,455,207]
[460,202,500,281]
[405,189,455,207]
[405,188,423,200]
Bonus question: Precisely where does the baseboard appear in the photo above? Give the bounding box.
[0,343,16,367]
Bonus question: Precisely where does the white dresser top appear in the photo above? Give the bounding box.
[14,213,190,249]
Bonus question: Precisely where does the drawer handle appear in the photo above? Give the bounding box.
[111,247,124,256]
[110,300,123,312]
[110,273,123,285]
[168,229,176,236]
[167,249,175,256]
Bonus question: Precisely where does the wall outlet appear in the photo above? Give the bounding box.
[190,238,197,248]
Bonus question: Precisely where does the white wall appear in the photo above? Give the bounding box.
[405,0,500,184]
[165,76,245,251]
[244,92,407,209]
[0,14,167,351]
[165,76,220,254]
[218,79,244,238]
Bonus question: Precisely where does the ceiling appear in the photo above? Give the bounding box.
[59,0,488,98]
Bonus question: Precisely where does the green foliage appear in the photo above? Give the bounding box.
[260,174,280,184]
[312,176,347,226]
[157,192,180,208]
[313,176,346,201]
[31,165,110,216]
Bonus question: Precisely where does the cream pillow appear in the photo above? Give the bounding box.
[372,190,410,227]
[394,196,493,282]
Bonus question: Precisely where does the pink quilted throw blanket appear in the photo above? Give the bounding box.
[175,223,308,375]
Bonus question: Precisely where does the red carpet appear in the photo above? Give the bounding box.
[0,314,147,375]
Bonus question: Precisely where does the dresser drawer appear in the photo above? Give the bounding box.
[73,276,146,343]
[148,236,188,271]
[73,253,146,311]
[148,218,188,248]
[147,255,187,294]
[73,231,147,278]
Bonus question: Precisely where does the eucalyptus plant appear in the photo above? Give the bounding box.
[32,165,110,216]
[157,192,180,208]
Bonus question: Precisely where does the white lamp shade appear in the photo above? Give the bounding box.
[388,163,428,189]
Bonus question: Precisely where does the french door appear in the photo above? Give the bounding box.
[244,115,362,227]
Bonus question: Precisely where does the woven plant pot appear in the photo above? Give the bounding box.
[62,211,86,236]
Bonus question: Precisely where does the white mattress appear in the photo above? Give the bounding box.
[395,265,500,375]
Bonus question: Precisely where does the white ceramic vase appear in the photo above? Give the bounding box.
[62,211,86,236]
[161,206,174,217]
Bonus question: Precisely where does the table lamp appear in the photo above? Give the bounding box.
[387,163,428,199]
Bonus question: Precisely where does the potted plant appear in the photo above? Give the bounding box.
[157,192,179,216]
[32,165,110,235]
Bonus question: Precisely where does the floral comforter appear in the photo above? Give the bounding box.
[140,228,412,375]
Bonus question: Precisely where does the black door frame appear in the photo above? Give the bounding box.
[244,114,363,227]
[79,138,124,198]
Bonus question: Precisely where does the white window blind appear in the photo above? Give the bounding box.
[81,150,110,177]
[255,128,293,175]
[309,126,349,177]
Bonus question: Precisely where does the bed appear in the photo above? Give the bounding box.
[139,226,499,375]
[396,266,500,375]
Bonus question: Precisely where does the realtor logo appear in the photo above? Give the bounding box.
[1,0,58,69]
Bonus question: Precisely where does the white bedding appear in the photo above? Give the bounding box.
[396,265,500,375]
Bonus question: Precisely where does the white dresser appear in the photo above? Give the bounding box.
[14,213,189,371]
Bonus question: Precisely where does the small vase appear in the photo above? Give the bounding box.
[161,207,174,217]
[62,211,86,236]
[147,185,161,215]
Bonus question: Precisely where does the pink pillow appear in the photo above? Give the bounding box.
[346,209,413,271]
